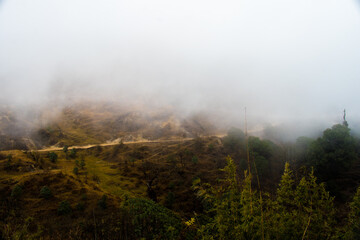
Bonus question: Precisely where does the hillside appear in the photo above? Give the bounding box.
[0,136,229,238]
[0,103,222,151]
[1,108,360,239]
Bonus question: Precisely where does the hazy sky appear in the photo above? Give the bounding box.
[1,0,360,128]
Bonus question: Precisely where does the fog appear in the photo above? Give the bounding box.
[1,0,360,139]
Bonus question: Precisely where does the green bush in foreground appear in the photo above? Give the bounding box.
[122,198,183,240]
[193,157,336,240]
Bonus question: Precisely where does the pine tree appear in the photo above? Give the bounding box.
[345,186,360,239]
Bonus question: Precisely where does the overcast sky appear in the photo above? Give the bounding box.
[0,0,360,129]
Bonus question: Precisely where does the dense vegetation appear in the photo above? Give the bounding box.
[0,119,360,239]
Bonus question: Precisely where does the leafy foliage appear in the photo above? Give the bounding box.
[165,191,175,209]
[271,163,335,239]
[249,136,273,177]
[69,148,77,159]
[294,136,314,164]
[63,145,68,153]
[48,152,58,163]
[309,124,357,180]
[80,158,85,169]
[73,167,79,175]
[58,200,72,215]
[39,186,52,199]
[97,194,107,210]
[122,198,183,240]
[191,156,199,164]
[344,186,360,239]
[11,184,23,199]
[75,202,85,211]
[222,127,245,153]
[193,157,336,239]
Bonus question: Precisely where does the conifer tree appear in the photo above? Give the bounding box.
[345,186,360,239]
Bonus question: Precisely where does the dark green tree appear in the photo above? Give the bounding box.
[69,148,77,159]
[294,136,314,165]
[11,184,23,199]
[80,158,85,169]
[48,152,58,163]
[192,156,199,164]
[222,127,245,153]
[344,186,360,239]
[165,191,175,209]
[63,145,69,159]
[73,167,79,175]
[58,200,72,215]
[308,124,358,183]
[98,194,107,209]
[194,156,264,239]
[39,186,52,199]
[122,198,182,239]
[271,163,335,239]
[249,136,273,178]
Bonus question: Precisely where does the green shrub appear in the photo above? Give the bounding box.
[80,158,85,169]
[81,193,88,201]
[58,200,72,215]
[98,194,107,209]
[165,192,175,209]
[344,186,360,239]
[76,202,86,211]
[48,152,58,163]
[73,167,79,175]
[63,145,68,153]
[11,184,23,199]
[92,174,100,183]
[122,198,182,240]
[39,186,52,199]
[69,148,77,159]
[222,127,245,153]
[208,144,214,152]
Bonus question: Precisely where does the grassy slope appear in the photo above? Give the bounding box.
[0,136,228,238]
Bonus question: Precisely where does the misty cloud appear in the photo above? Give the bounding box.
[0,0,360,133]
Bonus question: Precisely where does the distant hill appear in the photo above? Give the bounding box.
[0,102,222,150]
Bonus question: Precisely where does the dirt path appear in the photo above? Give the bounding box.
[38,138,195,152]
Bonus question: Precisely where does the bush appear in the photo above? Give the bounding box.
[69,148,77,159]
[81,193,88,201]
[222,127,245,153]
[92,174,100,183]
[80,159,85,169]
[73,167,79,175]
[39,186,52,199]
[48,152,58,163]
[122,198,183,240]
[98,194,107,209]
[58,200,72,215]
[76,202,86,211]
[63,145,68,153]
[11,184,23,199]
[165,192,175,209]
[344,186,360,239]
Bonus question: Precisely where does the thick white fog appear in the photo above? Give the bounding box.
[0,0,360,135]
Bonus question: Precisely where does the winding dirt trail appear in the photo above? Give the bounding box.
[38,138,195,152]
